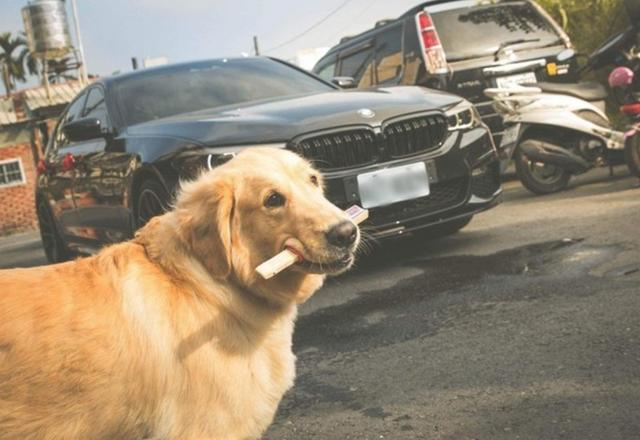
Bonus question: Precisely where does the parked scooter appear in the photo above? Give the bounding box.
[485,72,626,194]
[485,6,640,194]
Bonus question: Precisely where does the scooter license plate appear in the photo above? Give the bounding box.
[496,72,537,88]
[357,162,430,209]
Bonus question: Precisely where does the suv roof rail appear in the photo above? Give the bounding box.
[400,0,510,18]
[339,35,354,44]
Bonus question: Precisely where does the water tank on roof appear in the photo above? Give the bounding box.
[22,0,73,60]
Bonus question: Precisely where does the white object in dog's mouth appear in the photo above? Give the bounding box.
[285,244,353,274]
[284,245,306,263]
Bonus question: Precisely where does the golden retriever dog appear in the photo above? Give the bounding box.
[0,147,360,440]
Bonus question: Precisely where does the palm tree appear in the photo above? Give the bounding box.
[46,57,79,84]
[0,32,38,96]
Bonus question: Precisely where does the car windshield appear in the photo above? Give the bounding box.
[114,58,334,126]
[431,1,561,62]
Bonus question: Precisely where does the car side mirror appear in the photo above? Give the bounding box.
[331,76,357,89]
[62,118,104,142]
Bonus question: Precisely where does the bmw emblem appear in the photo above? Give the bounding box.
[357,108,375,119]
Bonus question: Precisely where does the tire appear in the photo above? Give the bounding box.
[415,216,473,240]
[135,179,171,229]
[36,197,72,264]
[624,133,640,178]
[514,146,571,195]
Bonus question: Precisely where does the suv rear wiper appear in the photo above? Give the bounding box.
[494,38,541,61]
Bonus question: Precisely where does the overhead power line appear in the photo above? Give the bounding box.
[263,0,355,53]
[321,0,380,46]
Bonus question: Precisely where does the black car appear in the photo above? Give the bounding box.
[35,57,501,263]
[312,0,577,148]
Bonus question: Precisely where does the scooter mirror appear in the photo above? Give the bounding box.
[556,48,575,62]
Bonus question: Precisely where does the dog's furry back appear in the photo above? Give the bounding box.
[0,147,357,439]
[0,238,297,439]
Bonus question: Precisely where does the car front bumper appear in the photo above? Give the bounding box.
[323,126,502,239]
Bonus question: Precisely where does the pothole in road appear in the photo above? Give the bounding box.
[295,238,623,356]
[398,237,622,284]
[283,239,629,420]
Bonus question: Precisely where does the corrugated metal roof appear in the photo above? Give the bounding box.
[0,98,18,126]
[23,81,86,112]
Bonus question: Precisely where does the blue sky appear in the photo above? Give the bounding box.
[2,0,422,89]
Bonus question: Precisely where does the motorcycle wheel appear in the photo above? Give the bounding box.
[514,147,571,195]
[624,133,640,177]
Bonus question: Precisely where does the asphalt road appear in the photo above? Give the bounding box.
[1,168,639,440]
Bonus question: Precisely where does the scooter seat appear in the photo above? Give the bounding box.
[536,81,608,101]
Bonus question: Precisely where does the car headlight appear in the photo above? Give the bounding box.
[445,100,482,131]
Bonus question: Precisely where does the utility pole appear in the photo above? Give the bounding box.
[69,0,89,85]
[253,36,260,56]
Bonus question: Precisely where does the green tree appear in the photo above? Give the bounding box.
[46,57,78,84]
[0,32,38,96]
[537,0,627,54]
[537,0,630,125]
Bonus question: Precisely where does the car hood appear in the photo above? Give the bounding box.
[124,86,462,146]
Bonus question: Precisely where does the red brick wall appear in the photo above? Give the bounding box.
[0,143,38,235]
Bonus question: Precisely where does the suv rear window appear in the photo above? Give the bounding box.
[431,1,561,62]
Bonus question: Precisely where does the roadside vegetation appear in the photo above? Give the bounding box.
[539,0,627,54]
[539,0,629,124]
[0,32,37,97]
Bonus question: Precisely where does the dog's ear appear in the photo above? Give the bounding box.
[176,173,234,279]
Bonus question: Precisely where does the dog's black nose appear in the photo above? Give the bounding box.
[326,221,357,248]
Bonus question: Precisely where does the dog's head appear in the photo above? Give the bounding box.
[173,147,360,304]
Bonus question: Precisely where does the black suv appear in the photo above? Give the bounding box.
[313,0,577,148]
[35,57,501,262]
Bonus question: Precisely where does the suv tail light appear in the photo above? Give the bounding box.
[415,10,449,75]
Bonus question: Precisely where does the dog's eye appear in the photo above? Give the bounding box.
[310,175,319,186]
[265,191,286,208]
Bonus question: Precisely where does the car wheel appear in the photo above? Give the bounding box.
[414,216,473,240]
[624,133,640,178]
[515,147,571,195]
[36,197,71,264]
[135,179,170,229]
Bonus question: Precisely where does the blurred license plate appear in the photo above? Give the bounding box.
[496,72,537,88]
[357,162,430,209]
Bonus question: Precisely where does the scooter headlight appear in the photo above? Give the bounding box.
[445,100,482,131]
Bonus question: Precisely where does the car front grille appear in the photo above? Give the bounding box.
[289,113,447,171]
[384,114,448,159]
[290,129,378,170]
[368,176,469,227]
